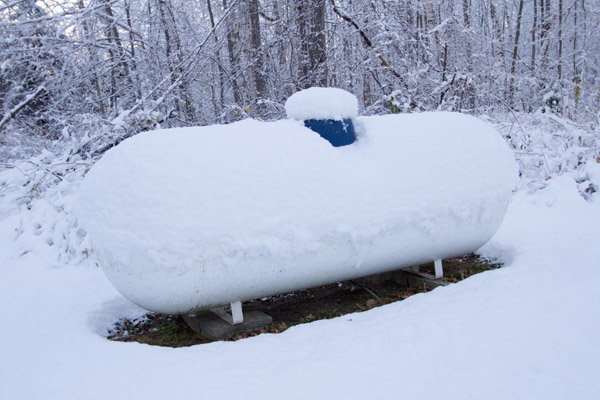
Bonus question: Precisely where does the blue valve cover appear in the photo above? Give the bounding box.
[303,118,356,147]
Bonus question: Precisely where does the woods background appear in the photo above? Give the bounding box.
[1,0,599,160]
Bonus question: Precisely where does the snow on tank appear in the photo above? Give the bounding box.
[285,87,358,120]
[76,88,518,315]
[287,87,358,147]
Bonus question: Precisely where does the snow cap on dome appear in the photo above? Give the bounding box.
[285,87,358,121]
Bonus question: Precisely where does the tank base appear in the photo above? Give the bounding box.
[183,310,273,340]
[393,270,450,291]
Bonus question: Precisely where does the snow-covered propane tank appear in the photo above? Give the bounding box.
[77,88,518,315]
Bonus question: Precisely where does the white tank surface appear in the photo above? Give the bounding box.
[76,89,517,315]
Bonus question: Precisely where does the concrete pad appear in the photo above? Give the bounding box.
[393,270,450,290]
[183,310,273,340]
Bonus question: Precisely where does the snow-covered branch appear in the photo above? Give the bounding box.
[0,86,46,131]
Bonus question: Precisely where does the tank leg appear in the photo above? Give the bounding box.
[211,300,244,325]
[434,259,444,279]
[230,300,244,325]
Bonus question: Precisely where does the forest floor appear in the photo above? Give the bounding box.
[108,254,499,347]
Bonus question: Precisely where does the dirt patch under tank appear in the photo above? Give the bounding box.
[107,254,499,347]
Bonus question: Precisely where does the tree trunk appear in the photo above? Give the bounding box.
[558,0,563,80]
[223,0,242,106]
[462,0,475,111]
[422,0,441,69]
[102,0,128,110]
[124,0,142,100]
[207,0,225,117]
[489,1,504,60]
[296,0,328,88]
[531,0,537,72]
[509,0,525,108]
[541,0,551,60]
[462,0,472,72]
[573,0,578,76]
[248,0,266,116]
[157,0,196,124]
[310,0,328,87]
[78,0,105,115]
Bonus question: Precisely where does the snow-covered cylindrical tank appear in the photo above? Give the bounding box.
[76,88,517,315]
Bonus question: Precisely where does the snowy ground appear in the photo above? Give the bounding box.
[1,113,600,399]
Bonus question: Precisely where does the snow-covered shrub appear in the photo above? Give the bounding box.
[488,113,600,198]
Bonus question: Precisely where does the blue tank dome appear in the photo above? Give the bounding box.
[303,118,356,147]
[285,87,358,147]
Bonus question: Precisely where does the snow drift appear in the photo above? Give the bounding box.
[76,111,517,314]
